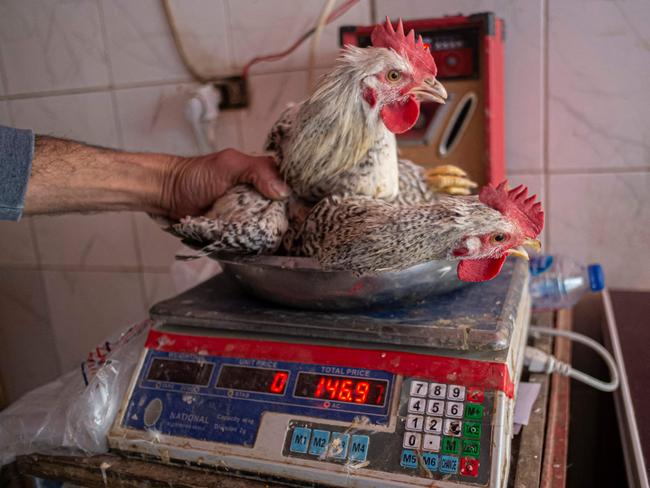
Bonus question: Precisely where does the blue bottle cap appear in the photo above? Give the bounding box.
[587,264,605,291]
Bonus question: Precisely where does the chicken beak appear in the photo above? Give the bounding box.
[410,78,448,104]
[507,248,530,261]
[506,239,542,261]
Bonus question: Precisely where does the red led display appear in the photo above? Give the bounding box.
[294,373,388,406]
[216,365,289,395]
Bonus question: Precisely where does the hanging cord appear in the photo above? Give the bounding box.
[308,0,337,91]
[162,0,359,82]
[161,0,210,83]
[241,0,359,78]
[525,325,620,392]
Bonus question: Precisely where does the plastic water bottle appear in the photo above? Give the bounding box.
[528,255,605,310]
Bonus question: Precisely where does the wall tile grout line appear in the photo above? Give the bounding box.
[0,78,191,102]
[222,0,237,75]
[510,167,650,176]
[223,1,245,149]
[542,0,551,250]
[0,36,9,98]
[0,262,172,273]
[0,65,344,103]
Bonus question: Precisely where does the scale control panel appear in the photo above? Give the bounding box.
[282,377,492,484]
[113,337,504,487]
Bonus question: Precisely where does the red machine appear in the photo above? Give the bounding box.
[340,13,505,187]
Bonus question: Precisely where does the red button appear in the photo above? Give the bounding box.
[467,388,484,403]
[460,457,480,477]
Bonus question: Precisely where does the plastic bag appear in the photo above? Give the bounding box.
[0,320,150,465]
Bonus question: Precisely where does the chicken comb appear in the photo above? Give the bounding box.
[479,181,544,237]
[371,17,438,76]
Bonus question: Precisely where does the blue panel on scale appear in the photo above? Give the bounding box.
[123,350,393,447]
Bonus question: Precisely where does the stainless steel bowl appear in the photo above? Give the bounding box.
[213,254,468,311]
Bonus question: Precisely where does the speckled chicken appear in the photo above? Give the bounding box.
[292,182,544,282]
[172,19,543,282]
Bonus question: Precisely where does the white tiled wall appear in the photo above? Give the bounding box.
[548,0,650,172]
[42,270,147,371]
[0,269,60,401]
[546,0,650,289]
[0,0,648,403]
[0,0,110,95]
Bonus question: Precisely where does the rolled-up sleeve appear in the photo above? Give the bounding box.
[0,125,35,221]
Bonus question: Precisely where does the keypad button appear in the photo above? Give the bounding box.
[429,383,447,399]
[424,416,442,434]
[441,436,460,455]
[422,434,441,452]
[422,453,439,471]
[403,432,421,449]
[447,385,466,401]
[349,435,370,462]
[328,433,349,459]
[308,429,330,456]
[460,457,480,477]
[463,421,482,439]
[464,403,484,421]
[408,397,426,414]
[440,455,459,474]
[400,449,418,469]
[462,439,481,458]
[426,399,445,416]
[290,427,311,453]
[446,401,464,418]
[443,418,463,437]
[410,380,428,397]
[467,387,484,403]
[405,414,424,431]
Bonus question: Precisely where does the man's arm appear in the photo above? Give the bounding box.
[23,136,290,219]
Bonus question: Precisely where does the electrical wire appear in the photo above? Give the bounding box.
[309,0,337,91]
[241,0,360,78]
[162,0,360,82]
[161,0,210,84]
[526,325,620,392]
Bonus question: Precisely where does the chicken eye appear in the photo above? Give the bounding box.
[386,69,402,82]
[492,233,507,243]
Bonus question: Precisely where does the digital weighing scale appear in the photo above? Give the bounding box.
[109,259,531,487]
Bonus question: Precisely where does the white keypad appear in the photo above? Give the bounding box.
[443,418,463,437]
[403,432,421,449]
[408,397,426,414]
[410,380,428,397]
[424,416,442,434]
[426,399,445,416]
[446,401,464,418]
[428,382,447,399]
[422,434,441,452]
[405,414,424,432]
[447,385,466,401]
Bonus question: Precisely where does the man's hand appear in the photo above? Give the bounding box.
[23,136,291,218]
[160,149,291,220]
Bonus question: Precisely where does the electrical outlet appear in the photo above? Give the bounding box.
[214,76,248,110]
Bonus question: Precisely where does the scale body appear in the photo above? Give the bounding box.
[109,261,530,487]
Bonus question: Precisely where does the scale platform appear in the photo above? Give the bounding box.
[110,259,531,487]
[150,260,528,352]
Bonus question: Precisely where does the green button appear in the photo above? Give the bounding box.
[463,421,482,439]
[462,439,481,458]
[464,403,484,420]
[441,436,459,454]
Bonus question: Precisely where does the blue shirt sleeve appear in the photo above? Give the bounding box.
[0,124,35,221]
